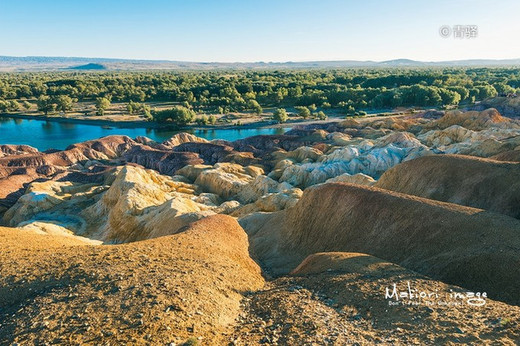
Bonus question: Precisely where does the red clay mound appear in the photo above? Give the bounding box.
[429,108,512,130]
[375,154,520,218]
[0,135,136,169]
[123,144,204,175]
[0,215,264,345]
[240,183,520,305]
[64,135,137,159]
[0,136,145,214]
[0,167,42,213]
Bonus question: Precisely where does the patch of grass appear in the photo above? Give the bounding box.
[183,337,200,346]
[500,317,512,327]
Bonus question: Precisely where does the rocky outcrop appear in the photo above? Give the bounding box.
[0,134,212,181]
[326,132,352,145]
[285,146,324,162]
[231,188,302,217]
[470,96,520,118]
[0,135,136,170]
[236,175,293,203]
[418,125,476,146]
[2,165,215,243]
[123,145,204,176]
[240,183,520,305]
[275,133,431,187]
[81,165,206,242]
[0,144,39,158]
[158,132,209,149]
[417,125,520,157]
[194,163,263,200]
[375,154,520,219]
[173,142,235,165]
[278,161,352,188]
[134,135,159,147]
[65,135,137,159]
[232,135,311,154]
[2,158,305,243]
[429,109,514,131]
[324,172,375,185]
[17,221,102,245]
[176,164,213,182]
[0,167,48,214]
[2,178,109,231]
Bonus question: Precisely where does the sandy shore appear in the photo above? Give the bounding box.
[0,112,345,131]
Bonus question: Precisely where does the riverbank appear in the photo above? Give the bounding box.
[0,112,343,132]
[0,109,415,133]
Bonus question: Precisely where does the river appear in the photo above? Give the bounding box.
[0,117,288,151]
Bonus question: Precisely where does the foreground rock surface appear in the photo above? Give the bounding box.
[2,218,519,344]
[231,252,520,344]
[0,215,264,345]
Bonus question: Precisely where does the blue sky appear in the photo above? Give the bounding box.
[1,0,519,62]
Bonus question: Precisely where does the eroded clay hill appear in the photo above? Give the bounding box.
[2,108,520,227]
[2,108,520,344]
[491,149,520,162]
[240,183,520,305]
[0,215,264,345]
[375,154,520,218]
[231,252,520,344]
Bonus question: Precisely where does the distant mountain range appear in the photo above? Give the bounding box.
[0,56,519,71]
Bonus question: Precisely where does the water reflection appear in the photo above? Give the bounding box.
[273,127,286,135]
[58,123,77,130]
[41,121,53,133]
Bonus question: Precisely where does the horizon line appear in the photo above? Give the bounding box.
[2,55,520,65]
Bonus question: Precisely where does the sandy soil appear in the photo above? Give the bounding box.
[230,253,520,345]
[0,216,264,345]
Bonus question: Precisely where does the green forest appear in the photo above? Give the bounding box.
[0,68,518,123]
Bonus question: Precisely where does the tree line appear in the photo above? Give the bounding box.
[0,68,518,122]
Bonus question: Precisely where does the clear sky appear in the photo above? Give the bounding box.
[1,0,519,62]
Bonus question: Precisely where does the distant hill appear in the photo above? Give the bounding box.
[69,63,107,70]
[0,55,519,71]
[378,59,427,66]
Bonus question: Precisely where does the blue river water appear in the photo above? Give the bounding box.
[0,117,288,151]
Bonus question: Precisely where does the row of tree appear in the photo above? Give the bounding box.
[0,68,518,119]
